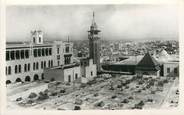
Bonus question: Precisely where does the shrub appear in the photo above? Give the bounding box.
[28,92,37,98]
[137,101,144,106]
[16,97,22,101]
[94,93,99,97]
[134,101,144,109]
[74,106,81,110]
[37,91,49,100]
[147,99,153,102]
[121,99,129,103]
[60,89,66,93]
[128,96,133,100]
[111,95,117,99]
[50,92,57,96]
[95,101,105,107]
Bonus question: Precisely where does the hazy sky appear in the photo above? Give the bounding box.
[6,5,178,42]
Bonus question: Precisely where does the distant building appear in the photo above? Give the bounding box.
[6,30,73,84]
[88,12,101,72]
[102,50,179,77]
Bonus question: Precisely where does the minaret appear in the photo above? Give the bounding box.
[88,12,101,72]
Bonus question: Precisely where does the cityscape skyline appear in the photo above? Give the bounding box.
[7,5,178,42]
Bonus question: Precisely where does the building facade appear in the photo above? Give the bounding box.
[6,30,73,84]
[44,58,97,83]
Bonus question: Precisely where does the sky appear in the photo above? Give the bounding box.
[6,5,178,42]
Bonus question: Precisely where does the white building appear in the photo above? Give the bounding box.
[6,30,73,84]
[44,58,97,83]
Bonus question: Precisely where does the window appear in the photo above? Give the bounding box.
[68,75,71,82]
[6,51,10,61]
[49,48,52,55]
[39,37,41,43]
[33,62,36,70]
[41,61,43,69]
[10,51,15,60]
[58,61,60,66]
[64,56,71,65]
[38,49,41,57]
[8,66,11,75]
[15,65,18,73]
[91,71,93,76]
[57,47,59,54]
[36,62,39,70]
[57,55,60,60]
[24,64,27,72]
[25,50,29,58]
[15,50,20,59]
[44,61,46,68]
[75,74,78,79]
[33,37,35,43]
[45,48,49,56]
[174,68,178,74]
[20,50,24,59]
[28,63,30,71]
[48,61,50,67]
[51,60,53,67]
[65,46,69,53]
[42,48,45,56]
[33,49,38,57]
[18,65,21,73]
[167,68,170,73]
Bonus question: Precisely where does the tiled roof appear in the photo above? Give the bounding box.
[136,52,160,71]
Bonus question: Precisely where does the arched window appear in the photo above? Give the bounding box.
[36,62,39,69]
[20,50,24,59]
[8,66,11,75]
[33,49,38,57]
[49,48,52,55]
[39,37,41,43]
[15,65,18,73]
[18,65,21,73]
[42,48,45,56]
[41,61,43,69]
[25,50,29,58]
[10,51,15,60]
[33,62,35,70]
[28,63,30,71]
[24,64,27,72]
[45,48,48,56]
[33,37,35,43]
[6,51,10,61]
[44,61,46,68]
[38,49,41,57]
[48,60,50,67]
[51,60,53,67]
[15,50,20,59]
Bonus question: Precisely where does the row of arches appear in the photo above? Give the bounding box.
[6,73,45,85]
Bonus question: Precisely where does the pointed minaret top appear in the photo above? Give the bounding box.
[93,11,95,20]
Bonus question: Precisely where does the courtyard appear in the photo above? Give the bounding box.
[7,74,179,110]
